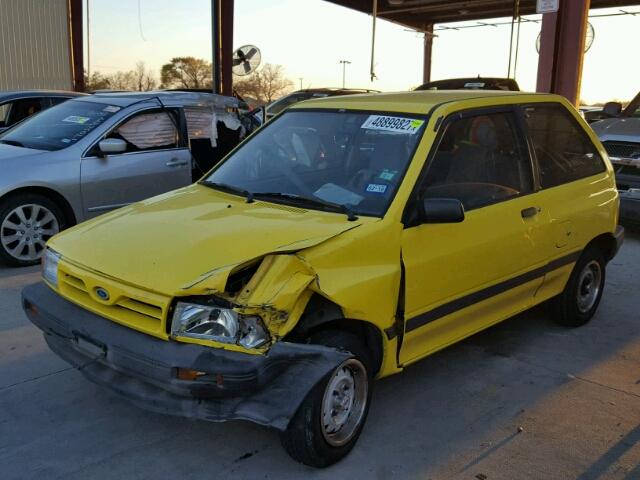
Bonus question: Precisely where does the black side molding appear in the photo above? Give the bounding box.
[405,249,582,334]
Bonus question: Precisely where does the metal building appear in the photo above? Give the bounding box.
[0,0,83,91]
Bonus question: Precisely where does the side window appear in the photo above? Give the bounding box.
[48,97,71,107]
[0,103,9,127]
[6,98,44,126]
[421,111,533,211]
[106,109,179,153]
[524,105,605,188]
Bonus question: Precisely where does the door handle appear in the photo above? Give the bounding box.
[521,206,541,218]
[166,159,189,167]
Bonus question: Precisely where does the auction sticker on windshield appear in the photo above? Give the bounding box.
[361,115,424,134]
[63,116,91,124]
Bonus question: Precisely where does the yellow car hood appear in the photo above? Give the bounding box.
[50,185,364,296]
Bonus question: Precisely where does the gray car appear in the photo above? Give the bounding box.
[591,91,640,227]
[0,91,248,266]
[0,90,86,133]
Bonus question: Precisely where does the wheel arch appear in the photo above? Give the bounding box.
[585,231,619,263]
[286,293,385,376]
[0,186,77,227]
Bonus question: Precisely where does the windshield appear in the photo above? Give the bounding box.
[0,100,120,151]
[204,110,427,217]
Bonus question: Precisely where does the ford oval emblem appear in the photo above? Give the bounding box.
[95,287,110,301]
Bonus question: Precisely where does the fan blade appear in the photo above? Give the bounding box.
[243,61,251,74]
[233,57,243,67]
[244,47,258,60]
[237,50,246,61]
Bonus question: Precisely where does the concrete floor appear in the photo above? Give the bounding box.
[1,233,639,480]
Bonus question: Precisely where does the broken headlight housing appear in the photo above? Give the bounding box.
[171,302,270,349]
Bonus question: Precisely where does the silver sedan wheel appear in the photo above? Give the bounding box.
[576,260,602,313]
[320,358,368,447]
[1,203,60,262]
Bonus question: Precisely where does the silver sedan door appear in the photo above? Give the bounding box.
[80,108,192,217]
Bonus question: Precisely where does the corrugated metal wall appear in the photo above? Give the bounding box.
[0,0,73,90]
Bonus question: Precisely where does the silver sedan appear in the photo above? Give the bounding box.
[0,91,245,266]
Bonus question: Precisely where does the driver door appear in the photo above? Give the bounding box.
[399,108,551,365]
[81,108,192,217]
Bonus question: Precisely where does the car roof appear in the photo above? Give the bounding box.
[291,90,563,115]
[73,90,239,109]
[0,90,87,101]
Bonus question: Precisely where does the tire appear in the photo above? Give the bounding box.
[550,246,606,327]
[280,330,373,468]
[0,193,66,267]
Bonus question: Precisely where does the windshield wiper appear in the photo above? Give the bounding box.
[252,192,358,221]
[201,180,254,203]
[0,139,25,148]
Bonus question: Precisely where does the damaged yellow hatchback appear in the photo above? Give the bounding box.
[24,90,623,467]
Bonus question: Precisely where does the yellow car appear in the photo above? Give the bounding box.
[23,90,623,467]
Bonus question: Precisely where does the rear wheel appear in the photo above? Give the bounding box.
[280,330,373,468]
[550,246,606,327]
[0,193,65,267]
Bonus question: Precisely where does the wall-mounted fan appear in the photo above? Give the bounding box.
[232,45,262,76]
[536,22,595,53]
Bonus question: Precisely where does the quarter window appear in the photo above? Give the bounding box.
[421,112,533,211]
[523,105,605,188]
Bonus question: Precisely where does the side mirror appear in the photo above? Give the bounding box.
[420,198,465,224]
[98,138,127,157]
[603,101,622,118]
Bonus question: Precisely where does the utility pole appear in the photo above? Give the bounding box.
[339,60,351,88]
[299,77,303,90]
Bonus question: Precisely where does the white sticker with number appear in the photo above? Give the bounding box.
[361,115,424,135]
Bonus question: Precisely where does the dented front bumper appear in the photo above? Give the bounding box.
[22,282,349,431]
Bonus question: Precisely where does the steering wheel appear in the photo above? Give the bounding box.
[258,144,315,197]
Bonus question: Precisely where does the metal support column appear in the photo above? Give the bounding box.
[536,0,591,106]
[422,23,433,84]
[211,0,221,94]
[220,0,234,97]
[69,0,84,91]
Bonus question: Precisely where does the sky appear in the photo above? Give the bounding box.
[84,0,640,104]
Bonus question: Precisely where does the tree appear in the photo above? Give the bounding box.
[234,63,293,103]
[84,71,110,91]
[160,57,212,89]
[83,62,158,92]
[106,70,136,91]
[133,61,157,91]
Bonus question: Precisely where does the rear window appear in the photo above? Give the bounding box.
[523,105,606,188]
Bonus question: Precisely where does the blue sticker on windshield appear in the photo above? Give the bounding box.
[365,183,387,194]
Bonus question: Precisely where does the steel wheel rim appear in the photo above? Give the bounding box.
[1,203,59,262]
[320,358,368,447]
[576,260,602,313]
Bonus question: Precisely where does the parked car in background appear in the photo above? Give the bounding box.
[0,90,254,266]
[592,90,640,226]
[265,88,380,119]
[0,90,85,133]
[415,77,520,92]
[24,90,621,467]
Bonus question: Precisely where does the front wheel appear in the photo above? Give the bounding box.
[0,193,65,267]
[280,330,373,468]
[550,246,606,327]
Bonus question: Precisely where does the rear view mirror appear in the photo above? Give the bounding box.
[98,138,127,156]
[420,198,465,224]
[603,101,622,118]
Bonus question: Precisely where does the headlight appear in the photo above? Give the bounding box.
[171,302,270,348]
[42,249,61,287]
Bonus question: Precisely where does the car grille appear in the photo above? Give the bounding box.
[602,141,640,159]
[57,261,171,339]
